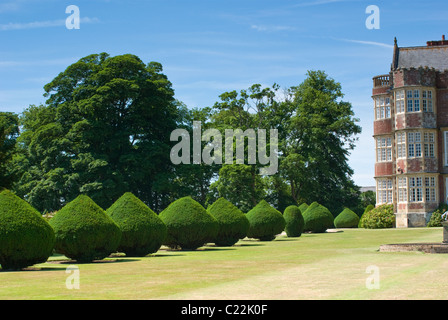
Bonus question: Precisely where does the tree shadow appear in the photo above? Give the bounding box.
[236,240,265,247]
[0,266,66,272]
[274,237,301,241]
[46,258,141,265]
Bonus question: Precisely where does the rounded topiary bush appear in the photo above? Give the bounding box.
[0,190,55,270]
[159,197,219,250]
[49,195,122,262]
[359,204,395,229]
[334,208,359,229]
[246,200,286,241]
[283,205,304,237]
[207,198,249,246]
[302,202,334,233]
[106,192,167,256]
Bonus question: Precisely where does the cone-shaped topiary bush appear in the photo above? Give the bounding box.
[334,208,359,229]
[106,192,167,256]
[302,202,334,233]
[298,203,309,213]
[0,190,55,270]
[283,205,304,237]
[246,200,286,241]
[49,195,122,262]
[207,197,250,246]
[159,197,219,250]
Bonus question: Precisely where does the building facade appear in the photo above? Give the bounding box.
[373,36,448,228]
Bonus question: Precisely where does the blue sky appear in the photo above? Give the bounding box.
[1,0,447,187]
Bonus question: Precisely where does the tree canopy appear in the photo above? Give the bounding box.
[5,53,363,215]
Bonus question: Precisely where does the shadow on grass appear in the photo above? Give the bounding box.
[46,258,141,265]
[146,253,186,258]
[236,241,265,247]
[0,266,67,272]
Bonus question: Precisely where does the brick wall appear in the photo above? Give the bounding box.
[373,119,393,136]
[375,162,393,177]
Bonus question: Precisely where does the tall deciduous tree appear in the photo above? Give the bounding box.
[282,70,362,214]
[0,112,19,190]
[15,53,178,212]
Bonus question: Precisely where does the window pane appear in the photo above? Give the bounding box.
[407,100,413,112]
[409,144,414,157]
[415,133,421,142]
[415,100,420,111]
[416,143,422,157]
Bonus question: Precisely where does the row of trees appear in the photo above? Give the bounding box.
[0,53,370,215]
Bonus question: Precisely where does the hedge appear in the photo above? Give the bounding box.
[106,192,167,256]
[159,197,219,250]
[334,208,359,229]
[49,195,122,262]
[246,200,286,241]
[359,204,395,229]
[0,190,55,270]
[283,205,305,237]
[207,197,250,246]
[302,202,334,233]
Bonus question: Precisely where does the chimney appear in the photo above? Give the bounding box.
[427,35,448,47]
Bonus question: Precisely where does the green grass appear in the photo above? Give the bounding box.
[1,227,447,300]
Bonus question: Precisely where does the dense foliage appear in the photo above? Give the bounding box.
[12,53,178,212]
[302,202,334,233]
[0,113,19,190]
[207,197,250,246]
[106,192,167,256]
[0,190,55,270]
[49,195,122,262]
[334,208,359,229]
[359,204,395,229]
[159,197,219,250]
[3,51,362,218]
[283,205,305,237]
[246,200,286,241]
[427,203,448,227]
[298,203,309,213]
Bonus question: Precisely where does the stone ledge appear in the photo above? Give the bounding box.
[379,243,448,254]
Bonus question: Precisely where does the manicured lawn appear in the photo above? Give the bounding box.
[1,227,447,300]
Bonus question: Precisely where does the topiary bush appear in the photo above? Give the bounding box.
[49,195,122,262]
[364,204,375,214]
[246,200,286,241]
[0,190,55,270]
[334,208,359,229]
[359,204,395,229]
[106,192,167,256]
[302,202,334,233]
[207,197,250,246]
[427,209,444,227]
[298,203,309,213]
[283,205,304,237]
[159,197,219,250]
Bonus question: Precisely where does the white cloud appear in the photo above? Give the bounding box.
[0,1,21,13]
[251,24,296,32]
[0,17,99,31]
[293,0,359,7]
[335,38,394,49]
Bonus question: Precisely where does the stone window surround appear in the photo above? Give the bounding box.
[396,174,438,204]
[395,129,437,160]
[393,86,435,115]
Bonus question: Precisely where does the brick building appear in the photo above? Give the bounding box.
[373,36,448,227]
